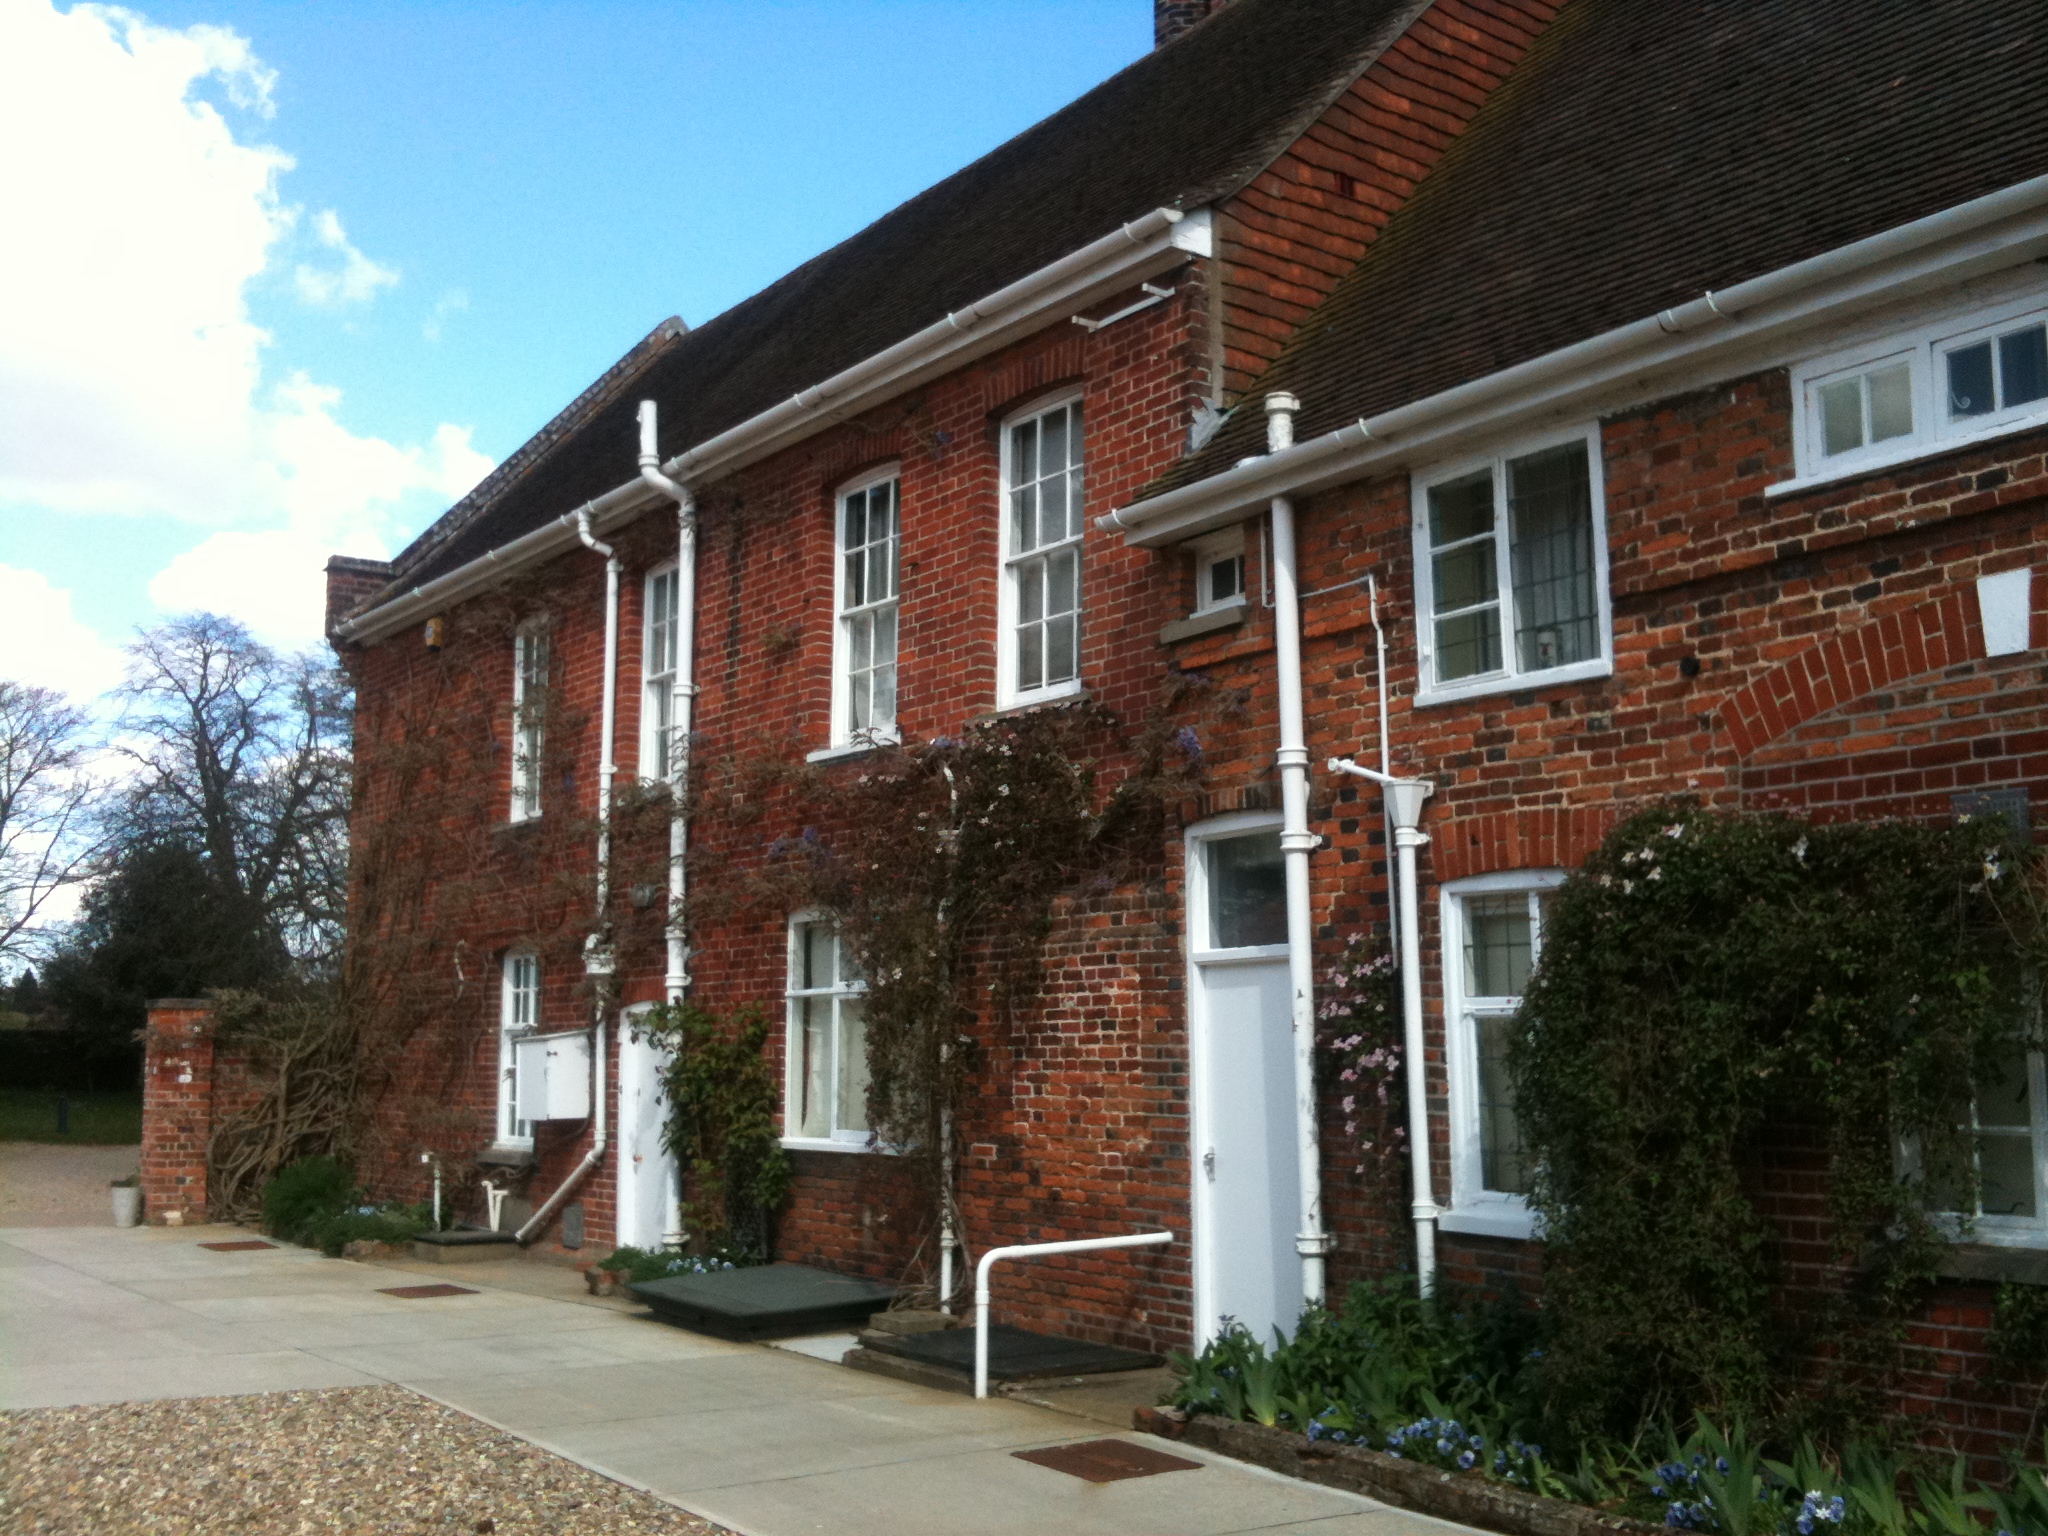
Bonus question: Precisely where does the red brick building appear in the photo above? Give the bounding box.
[320,0,2048,1454]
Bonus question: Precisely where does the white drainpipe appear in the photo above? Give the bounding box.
[517,512,623,1247]
[635,401,697,1005]
[1327,757,1438,1296]
[1264,392,1331,1311]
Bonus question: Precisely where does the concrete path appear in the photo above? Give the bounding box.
[0,1142,139,1227]
[0,1224,1470,1536]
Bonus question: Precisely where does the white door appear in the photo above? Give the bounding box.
[615,1010,679,1251]
[1188,816,1301,1348]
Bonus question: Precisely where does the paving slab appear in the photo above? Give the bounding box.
[0,1224,1489,1536]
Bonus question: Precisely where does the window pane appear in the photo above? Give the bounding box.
[1979,1131,2037,1219]
[872,660,896,727]
[799,924,835,990]
[798,997,831,1139]
[1208,831,1287,948]
[843,491,867,552]
[1208,554,1244,605]
[2001,325,2048,409]
[844,549,866,608]
[1432,539,1497,614]
[1013,484,1039,554]
[1868,363,1913,443]
[1047,611,1077,684]
[1017,624,1043,693]
[1464,895,1533,996]
[1048,546,1079,615]
[1041,409,1067,481]
[1435,606,1502,682]
[1040,468,1068,544]
[1508,442,1598,672]
[1477,1012,1531,1195]
[867,542,892,605]
[1429,471,1494,546]
[1013,419,1038,493]
[848,611,871,672]
[1018,559,1045,623]
[1819,378,1865,456]
[1949,341,1995,418]
[836,998,871,1134]
[1978,1045,2033,1129]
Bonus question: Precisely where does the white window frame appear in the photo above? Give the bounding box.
[830,466,902,749]
[641,564,680,782]
[1185,810,1289,961]
[997,394,1086,709]
[782,914,874,1153]
[1411,425,1613,706]
[1438,870,1564,1241]
[1931,1039,2048,1251]
[496,951,539,1148]
[1189,525,1249,619]
[1786,289,2048,492]
[510,625,547,821]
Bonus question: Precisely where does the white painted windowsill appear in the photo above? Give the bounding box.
[1768,408,2048,500]
[780,1136,879,1155]
[1414,656,1613,709]
[806,736,898,764]
[1436,1202,1538,1242]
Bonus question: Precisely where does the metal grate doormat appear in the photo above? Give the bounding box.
[871,1322,1162,1381]
[198,1240,277,1251]
[1013,1439,1201,1483]
[378,1284,478,1298]
[629,1262,896,1341]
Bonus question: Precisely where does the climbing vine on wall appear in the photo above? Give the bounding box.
[1317,934,1404,1181]
[1512,804,2039,1444]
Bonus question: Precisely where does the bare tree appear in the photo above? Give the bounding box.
[0,681,104,965]
[115,614,352,971]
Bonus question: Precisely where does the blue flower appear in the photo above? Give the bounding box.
[1458,1450,1477,1471]
[1827,1498,1845,1523]
[1797,1517,1814,1535]
[1716,1458,1729,1474]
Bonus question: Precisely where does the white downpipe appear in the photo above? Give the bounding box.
[1327,758,1437,1296]
[1265,394,1329,1313]
[1368,575,1399,956]
[637,401,697,1005]
[974,1232,1173,1399]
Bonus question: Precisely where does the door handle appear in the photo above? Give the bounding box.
[1203,1149,1216,1181]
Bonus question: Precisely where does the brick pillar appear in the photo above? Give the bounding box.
[142,1000,216,1226]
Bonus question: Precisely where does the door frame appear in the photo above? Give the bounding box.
[1185,809,1288,1348]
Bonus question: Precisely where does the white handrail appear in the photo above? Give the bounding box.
[973,1230,1174,1398]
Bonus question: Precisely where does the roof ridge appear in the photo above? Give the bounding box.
[388,315,688,578]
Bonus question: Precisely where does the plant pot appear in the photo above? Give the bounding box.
[111,1185,142,1228]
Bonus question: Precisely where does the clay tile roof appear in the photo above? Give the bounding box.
[1157,0,2048,493]
[379,0,1430,597]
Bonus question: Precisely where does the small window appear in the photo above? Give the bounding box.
[1001,397,1084,706]
[1413,430,1611,700]
[834,473,900,745]
[498,953,539,1147]
[1789,292,2048,485]
[1189,526,1248,616]
[1204,830,1287,950]
[510,627,548,820]
[642,566,680,780]
[785,918,871,1148]
[1946,321,2048,422]
[1928,1040,2048,1247]
[1440,872,1561,1238]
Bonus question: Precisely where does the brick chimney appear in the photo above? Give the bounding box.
[325,554,394,646]
[1155,0,1229,47]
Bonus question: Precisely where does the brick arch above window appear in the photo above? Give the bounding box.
[1717,572,2044,759]
[1431,807,1620,884]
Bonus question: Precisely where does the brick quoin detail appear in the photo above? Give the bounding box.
[1716,584,1996,758]
[142,1000,216,1226]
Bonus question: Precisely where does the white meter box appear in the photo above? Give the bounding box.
[514,1029,593,1123]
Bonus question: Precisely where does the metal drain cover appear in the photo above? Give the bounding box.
[198,1240,276,1251]
[379,1283,478,1299]
[1012,1439,1201,1483]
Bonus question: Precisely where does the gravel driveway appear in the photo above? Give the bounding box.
[0,1142,138,1227]
[0,1386,730,1535]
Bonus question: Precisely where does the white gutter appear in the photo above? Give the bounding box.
[1262,394,1331,1311]
[1328,758,1437,1295]
[335,207,1210,647]
[636,401,697,1006]
[1104,171,2048,547]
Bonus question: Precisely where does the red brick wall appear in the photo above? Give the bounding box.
[141,1001,216,1225]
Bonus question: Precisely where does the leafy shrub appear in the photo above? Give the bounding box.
[314,1203,430,1255]
[596,1243,752,1284]
[260,1155,354,1245]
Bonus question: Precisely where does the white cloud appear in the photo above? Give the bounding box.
[0,565,129,704]
[0,1,492,649]
[294,209,400,307]
[423,287,469,343]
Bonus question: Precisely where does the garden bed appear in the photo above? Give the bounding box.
[1136,1408,1656,1536]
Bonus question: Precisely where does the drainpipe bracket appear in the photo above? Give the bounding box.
[1294,1232,1336,1258]
[1278,829,1323,854]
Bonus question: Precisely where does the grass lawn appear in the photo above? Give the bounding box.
[0,1088,142,1144]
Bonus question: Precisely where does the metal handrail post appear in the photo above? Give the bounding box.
[973,1230,1174,1398]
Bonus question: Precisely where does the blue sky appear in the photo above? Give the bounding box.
[0,1,1150,700]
